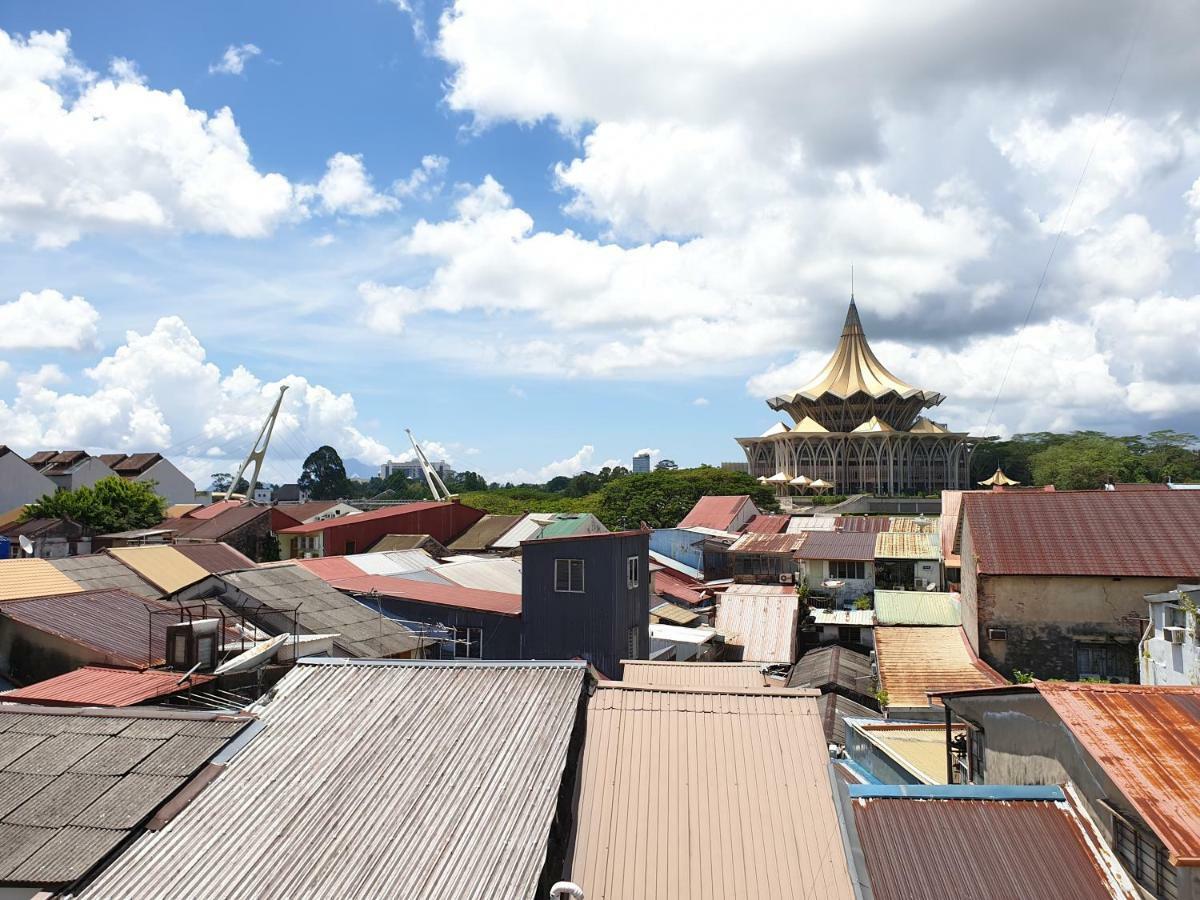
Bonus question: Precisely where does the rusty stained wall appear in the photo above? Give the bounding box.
[947,691,1200,900]
[960,516,1170,680]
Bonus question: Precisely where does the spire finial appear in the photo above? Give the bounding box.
[850,264,854,301]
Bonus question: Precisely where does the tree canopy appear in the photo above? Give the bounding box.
[22,476,165,533]
[595,467,778,529]
[298,446,353,500]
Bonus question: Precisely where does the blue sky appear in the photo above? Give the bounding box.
[2,1,1200,485]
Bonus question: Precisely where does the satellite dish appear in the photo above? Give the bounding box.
[18,535,33,556]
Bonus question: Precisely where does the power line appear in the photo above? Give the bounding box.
[983,6,1149,433]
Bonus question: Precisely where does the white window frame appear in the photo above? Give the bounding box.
[555,558,585,593]
[626,555,639,589]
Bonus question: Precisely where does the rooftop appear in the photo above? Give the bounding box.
[316,571,523,617]
[564,682,854,899]
[789,645,875,701]
[677,495,754,532]
[817,693,881,746]
[82,659,590,899]
[276,500,454,535]
[105,547,210,594]
[846,784,1139,899]
[170,542,256,575]
[962,489,1200,577]
[847,719,962,784]
[873,626,1006,709]
[874,530,941,560]
[48,556,162,601]
[727,531,806,554]
[0,558,84,602]
[873,590,962,626]
[620,660,777,689]
[445,514,523,551]
[1036,681,1200,866]
[0,705,249,889]
[795,530,876,561]
[742,514,790,534]
[714,592,800,663]
[2,666,213,708]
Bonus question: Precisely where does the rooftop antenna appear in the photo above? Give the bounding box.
[222,385,288,502]
[406,428,456,501]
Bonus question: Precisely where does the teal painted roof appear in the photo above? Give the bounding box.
[874,590,961,626]
[536,514,601,539]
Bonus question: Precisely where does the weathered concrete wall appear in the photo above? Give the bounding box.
[959,517,980,654]
[0,618,114,684]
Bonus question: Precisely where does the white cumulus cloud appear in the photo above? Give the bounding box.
[301,152,399,217]
[209,43,262,76]
[0,289,99,350]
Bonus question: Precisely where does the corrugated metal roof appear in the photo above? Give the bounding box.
[650,602,701,626]
[171,543,256,574]
[817,693,880,746]
[787,516,837,533]
[716,583,795,596]
[874,531,941,560]
[366,533,440,552]
[727,532,806,554]
[714,592,800,664]
[742,514,789,534]
[106,547,210,594]
[446,514,524,551]
[873,590,961,626]
[434,557,523,593]
[847,719,961,784]
[82,659,590,899]
[677,495,754,532]
[834,516,892,533]
[164,503,201,519]
[0,589,183,669]
[622,661,775,688]
[182,499,243,520]
[887,516,940,534]
[536,514,605,539]
[2,667,213,707]
[811,608,875,627]
[1037,681,1200,865]
[222,567,429,658]
[795,530,876,561]
[849,787,1140,899]
[940,489,964,567]
[277,501,450,535]
[0,706,248,888]
[789,645,876,699]
[346,549,439,576]
[649,623,718,644]
[874,627,1007,709]
[0,559,83,602]
[652,570,706,606]
[564,683,854,899]
[172,506,271,541]
[648,551,703,582]
[322,573,523,616]
[963,490,1200,577]
[49,556,161,601]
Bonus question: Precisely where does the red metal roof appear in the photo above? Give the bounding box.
[277,501,450,535]
[963,490,1200,577]
[184,499,245,520]
[677,495,753,531]
[795,530,876,561]
[652,570,706,606]
[742,514,789,534]
[173,505,271,540]
[294,556,364,581]
[1037,681,1200,865]
[326,574,522,616]
[1,665,213,707]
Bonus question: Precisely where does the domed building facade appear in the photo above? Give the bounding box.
[737,299,980,495]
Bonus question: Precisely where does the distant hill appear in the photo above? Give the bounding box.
[342,457,381,481]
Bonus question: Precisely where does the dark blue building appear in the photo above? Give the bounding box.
[521,529,650,678]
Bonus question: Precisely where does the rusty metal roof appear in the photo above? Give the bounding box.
[1037,681,1200,865]
[2,667,213,708]
[834,516,892,533]
[873,626,1007,709]
[962,489,1200,577]
[677,495,754,532]
[328,573,523,616]
[742,514,790,534]
[795,530,876,561]
[0,559,83,602]
[564,683,855,899]
[171,542,255,574]
[652,570,706,606]
[727,531,806,554]
[874,530,941,560]
[650,601,701,626]
[847,784,1139,899]
[714,592,800,664]
[0,589,181,670]
[106,547,210,594]
[621,660,778,689]
[83,659,589,899]
[0,705,248,888]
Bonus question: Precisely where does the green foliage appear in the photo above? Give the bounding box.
[455,489,601,516]
[1012,669,1034,684]
[1029,435,1141,490]
[299,446,353,500]
[259,532,281,563]
[447,470,488,493]
[852,595,872,610]
[23,476,165,533]
[874,689,889,707]
[210,473,250,495]
[593,467,779,530]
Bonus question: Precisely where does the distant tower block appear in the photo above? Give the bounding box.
[632,453,651,474]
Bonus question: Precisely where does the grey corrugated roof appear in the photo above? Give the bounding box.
[221,566,428,658]
[82,659,591,900]
[50,555,163,600]
[0,707,249,888]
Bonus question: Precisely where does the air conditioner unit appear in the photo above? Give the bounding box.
[779,573,794,584]
[165,618,221,671]
[987,627,1008,642]
[1165,626,1188,645]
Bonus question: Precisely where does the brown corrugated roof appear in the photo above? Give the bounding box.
[2,667,213,707]
[0,589,180,669]
[110,453,161,475]
[874,530,941,560]
[796,530,876,561]
[649,602,701,626]
[0,706,248,887]
[874,626,1007,709]
[1037,681,1200,865]
[172,505,269,541]
[834,516,892,533]
[714,592,800,663]
[564,683,855,899]
[621,661,775,689]
[652,570,706,606]
[0,559,84,602]
[816,693,880,746]
[271,500,345,522]
[742,514,789,534]
[789,645,875,702]
[278,501,450,535]
[963,489,1200,577]
[677,495,754,532]
[447,514,523,551]
[850,788,1139,899]
[83,660,589,899]
[171,542,255,574]
[727,532,806,554]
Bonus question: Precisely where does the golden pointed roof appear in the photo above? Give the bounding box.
[852,416,896,433]
[910,416,949,434]
[978,467,1019,487]
[775,299,938,402]
[791,416,829,433]
[760,422,791,437]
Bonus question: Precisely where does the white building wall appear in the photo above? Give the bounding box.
[48,457,115,491]
[0,454,56,510]
[136,459,197,504]
[1140,601,1200,685]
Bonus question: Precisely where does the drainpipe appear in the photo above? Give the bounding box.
[550,882,585,900]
